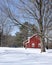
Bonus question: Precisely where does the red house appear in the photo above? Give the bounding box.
[23,34,41,48]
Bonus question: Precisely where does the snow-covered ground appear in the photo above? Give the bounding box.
[0,47,52,65]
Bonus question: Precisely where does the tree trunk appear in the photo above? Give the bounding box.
[40,0,46,52]
[0,32,2,46]
[40,33,46,52]
[0,33,1,46]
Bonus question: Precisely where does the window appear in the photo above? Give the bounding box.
[32,43,35,47]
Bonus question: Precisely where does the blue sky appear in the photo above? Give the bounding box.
[8,0,39,36]
[0,0,52,36]
[11,26,20,36]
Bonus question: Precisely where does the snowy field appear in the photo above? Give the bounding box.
[0,47,52,65]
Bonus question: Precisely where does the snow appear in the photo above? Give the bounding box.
[0,47,52,65]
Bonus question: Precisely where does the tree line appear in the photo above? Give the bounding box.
[0,22,37,47]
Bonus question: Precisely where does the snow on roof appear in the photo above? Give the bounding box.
[29,33,39,38]
[23,34,39,44]
[23,39,28,44]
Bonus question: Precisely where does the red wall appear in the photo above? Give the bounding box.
[30,36,40,48]
[25,35,41,48]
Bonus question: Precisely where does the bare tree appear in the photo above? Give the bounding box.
[10,0,52,52]
[0,10,14,46]
[0,0,52,52]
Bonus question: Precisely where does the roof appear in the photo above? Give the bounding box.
[23,40,28,44]
[28,34,40,40]
[23,34,39,44]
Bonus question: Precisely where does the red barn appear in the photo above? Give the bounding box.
[23,34,41,48]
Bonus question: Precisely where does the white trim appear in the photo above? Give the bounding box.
[28,34,38,43]
[29,34,38,39]
[23,34,39,45]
